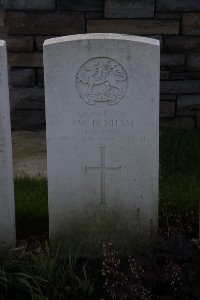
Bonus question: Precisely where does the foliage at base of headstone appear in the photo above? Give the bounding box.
[102,236,200,300]
[0,240,95,300]
[0,235,200,299]
[0,258,47,300]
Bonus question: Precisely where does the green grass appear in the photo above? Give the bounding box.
[14,129,200,238]
[14,176,48,238]
[159,129,200,212]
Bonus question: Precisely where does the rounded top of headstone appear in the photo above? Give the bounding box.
[0,40,5,47]
[43,33,160,48]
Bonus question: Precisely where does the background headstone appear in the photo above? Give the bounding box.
[44,33,160,256]
[0,40,16,257]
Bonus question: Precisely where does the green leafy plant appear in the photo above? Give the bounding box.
[0,258,48,300]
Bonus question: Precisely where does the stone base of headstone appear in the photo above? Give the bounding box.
[50,204,157,257]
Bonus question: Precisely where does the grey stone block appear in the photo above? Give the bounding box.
[35,36,56,51]
[87,19,180,35]
[157,0,200,12]
[11,110,45,130]
[177,95,200,110]
[105,0,154,18]
[0,10,7,39]
[7,36,34,51]
[10,87,44,110]
[36,68,44,87]
[160,117,195,129]
[0,26,7,40]
[164,36,200,52]
[7,12,85,35]
[176,111,195,117]
[187,53,200,71]
[170,72,200,80]
[86,11,104,19]
[182,13,200,35]
[57,0,103,11]
[160,70,170,80]
[161,80,200,94]
[156,12,181,19]
[3,0,55,10]
[0,10,5,26]
[160,101,175,117]
[9,68,35,87]
[160,94,177,100]
[8,52,43,67]
[161,53,185,67]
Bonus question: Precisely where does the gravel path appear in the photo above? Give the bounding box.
[12,131,47,177]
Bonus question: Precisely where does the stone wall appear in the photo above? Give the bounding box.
[0,0,200,129]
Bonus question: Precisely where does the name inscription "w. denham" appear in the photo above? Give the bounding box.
[76,119,134,127]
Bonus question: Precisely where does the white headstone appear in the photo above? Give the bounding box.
[0,40,16,256]
[44,33,160,256]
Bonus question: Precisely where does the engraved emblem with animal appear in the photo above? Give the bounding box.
[76,57,128,106]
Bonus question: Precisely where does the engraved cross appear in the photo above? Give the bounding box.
[85,147,121,205]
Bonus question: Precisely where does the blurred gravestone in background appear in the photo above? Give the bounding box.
[0,39,16,257]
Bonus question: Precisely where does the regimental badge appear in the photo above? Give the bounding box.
[76,57,128,107]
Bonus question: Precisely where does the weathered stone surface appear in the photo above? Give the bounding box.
[7,36,33,51]
[177,95,200,110]
[155,12,181,19]
[168,66,186,72]
[164,36,200,52]
[0,25,6,39]
[182,13,200,35]
[176,110,195,117]
[156,0,200,12]
[36,68,44,86]
[0,10,5,26]
[0,10,7,39]
[11,110,45,130]
[44,33,160,256]
[171,72,200,80]
[36,36,56,51]
[9,68,35,87]
[86,11,104,19]
[160,101,175,117]
[160,70,170,80]
[160,117,195,129]
[161,80,200,94]
[10,88,44,110]
[7,12,85,35]
[105,0,154,18]
[57,0,103,11]
[8,52,43,67]
[3,0,55,10]
[187,53,200,71]
[160,94,177,100]
[161,53,185,66]
[0,40,16,257]
[87,20,179,35]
